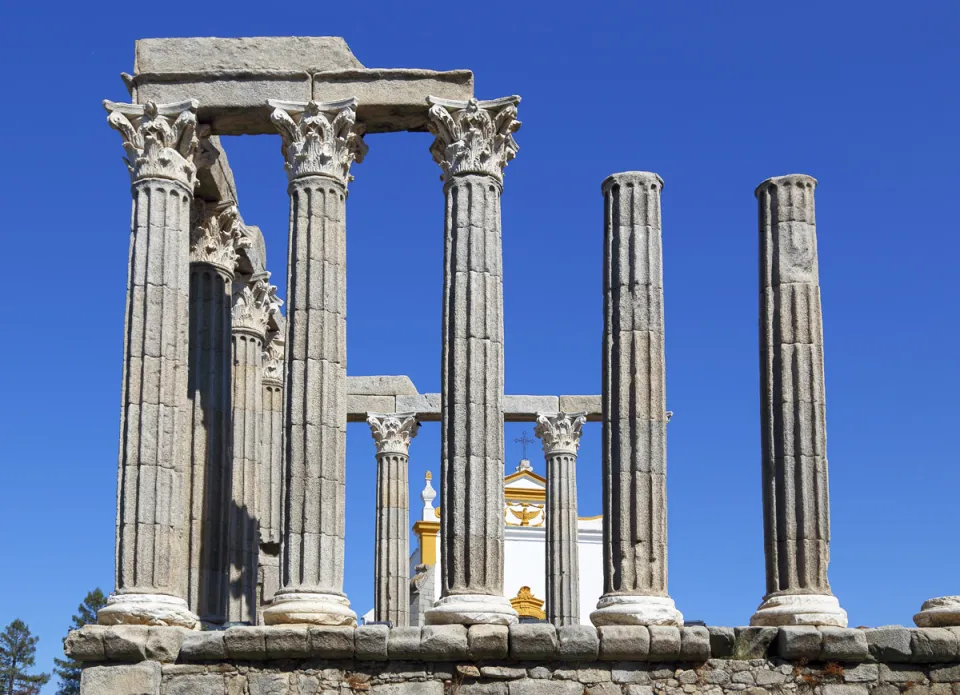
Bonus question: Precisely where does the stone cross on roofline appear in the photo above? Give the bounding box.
[514,431,534,459]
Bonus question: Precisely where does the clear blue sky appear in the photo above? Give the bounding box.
[1,2,958,690]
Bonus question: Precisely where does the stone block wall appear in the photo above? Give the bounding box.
[67,624,960,694]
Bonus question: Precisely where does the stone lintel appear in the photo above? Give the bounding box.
[344,391,601,423]
[349,375,418,396]
[134,37,365,74]
[345,377,600,422]
[130,68,475,135]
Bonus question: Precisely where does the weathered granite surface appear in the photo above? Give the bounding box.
[594,172,680,627]
[752,175,846,628]
[228,274,280,624]
[535,413,587,627]
[367,414,420,626]
[262,99,364,627]
[99,100,202,629]
[345,386,602,423]
[426,97,521,626]
[186,204,246,626]
[259,322,285,613]
[69,625,960,694]
[126,37,474,134]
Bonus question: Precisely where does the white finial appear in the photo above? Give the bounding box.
[421,470,437,521]
[516,458,533,473]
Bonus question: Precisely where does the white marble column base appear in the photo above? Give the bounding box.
[914,596,960,627]
[262,591,357,626]
[750,593,847,627]
[425,594,519,626]
[590,594,684,627]
[97,593,199,629]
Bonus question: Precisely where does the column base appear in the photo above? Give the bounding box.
[425,594,519,626]
[261,591,357,626]
[590,594,684,627]
[914,596,960,627]
[750,593,847,627]
[97,593,199,629]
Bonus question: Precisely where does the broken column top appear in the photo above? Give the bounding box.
[128,36,474,135]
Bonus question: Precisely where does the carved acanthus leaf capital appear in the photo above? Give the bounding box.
[268,98,367,185]
[232,274,282,337]
[104,100,203,187]
[427,96,521,184]
[190,203,250,274]
[366,412,420,456]
[262,332,285,385]
[534,411,587,457]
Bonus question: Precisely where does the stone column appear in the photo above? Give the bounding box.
[228,273,280,624]
[258,322,285,611]
[591,171,683,627]
[424,96,521,626]
[366,413,420,626]
[98,100,202,628]
[262,98,366,626]
[185,203,247,626]
[534,412,586,627]
[751,175,847,627]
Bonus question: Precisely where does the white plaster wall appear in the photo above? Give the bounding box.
[577,521,604,624]
[413,518,604,624]
[504,526,547,606]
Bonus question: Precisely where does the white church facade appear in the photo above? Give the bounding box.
[362,456,603,625]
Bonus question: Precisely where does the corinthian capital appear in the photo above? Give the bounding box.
[426,96,521,184]
[366,413,420,456]
[534,412,587,457]
[103,99,202,187]
[262,329,285,385]
[268,98,367,184]
[232,274,282,337]
[190,203,250,274]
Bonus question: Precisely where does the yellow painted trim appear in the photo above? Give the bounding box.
[413,520,440,566]
[504,488,546,502]
[506,503,544,527]
[578,514,602,520]
[510,586,546,620]
[504,470,547,485]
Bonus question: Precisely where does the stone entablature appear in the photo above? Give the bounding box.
[68,624,960,694]
[127,37,475,135]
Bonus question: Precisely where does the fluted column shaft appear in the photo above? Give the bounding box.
[282,175,346,594]
[441,174,505,596]
[263,98,365,626]
[535,412,586,627]
[258,328,285,611]
[98,100,202,628]
[424,96,522,626]
[751,174,846,627]
[367,413,420,626]
[230,327,262,623]
[186,204,245,626]
[592,171,682,627]
[228,275,278,624]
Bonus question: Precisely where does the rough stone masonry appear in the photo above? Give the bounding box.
[78,34,960,694]
[67,623,960,694]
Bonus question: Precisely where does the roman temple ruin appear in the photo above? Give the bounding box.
[64,36,960,695]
